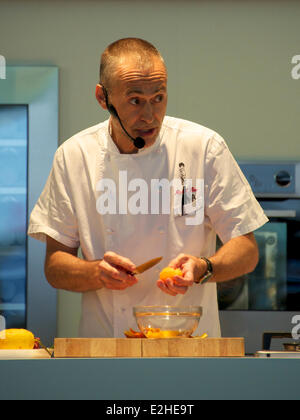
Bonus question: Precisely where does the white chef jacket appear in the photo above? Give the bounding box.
[28,116,268,338]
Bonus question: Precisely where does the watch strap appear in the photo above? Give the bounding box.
[195,256,213,284]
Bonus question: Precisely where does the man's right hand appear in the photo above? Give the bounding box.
[98,251,138,290]
[45,236,138,293]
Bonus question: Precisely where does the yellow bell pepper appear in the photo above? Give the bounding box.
[0,329,35,350]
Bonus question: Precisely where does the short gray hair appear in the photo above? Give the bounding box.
[100,38,166,91]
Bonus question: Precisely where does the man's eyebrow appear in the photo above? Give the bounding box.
[125,86,167,96]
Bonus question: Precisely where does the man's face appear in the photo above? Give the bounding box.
[106,54,168,150]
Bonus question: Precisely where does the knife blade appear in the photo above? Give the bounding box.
[132,256,163,275]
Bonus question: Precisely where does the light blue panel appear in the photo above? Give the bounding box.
[0,105,28,328]
[0,358,299,400]
[0,147,27,188]
[0,105,27,140]
[0,67,58,345]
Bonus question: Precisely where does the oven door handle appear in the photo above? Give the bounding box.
[265,209,297,218]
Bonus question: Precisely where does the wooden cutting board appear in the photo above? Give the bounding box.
[54,337,245,358]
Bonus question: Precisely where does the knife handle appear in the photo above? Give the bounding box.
[113,264,137,276]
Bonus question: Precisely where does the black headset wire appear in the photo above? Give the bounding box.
[101,86,145,149]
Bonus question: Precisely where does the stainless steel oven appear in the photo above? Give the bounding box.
[218,162,300,354]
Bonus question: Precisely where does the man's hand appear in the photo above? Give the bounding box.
[157,254,207,296]
[156,233,259,296]
[45,236,138,292]
[98,251,138,290]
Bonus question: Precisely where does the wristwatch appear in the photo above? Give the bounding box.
[195,256,213,284]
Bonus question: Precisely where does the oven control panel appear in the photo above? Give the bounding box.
[238,162,300,197]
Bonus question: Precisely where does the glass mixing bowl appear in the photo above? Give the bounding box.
[133,305,202,338]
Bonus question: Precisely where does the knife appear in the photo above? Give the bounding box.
[132,256,163,275]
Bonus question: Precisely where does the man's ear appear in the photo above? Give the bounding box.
[95,84,107,110]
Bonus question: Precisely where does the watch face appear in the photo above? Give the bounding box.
[200,272,213,284]
[194,271,212,284]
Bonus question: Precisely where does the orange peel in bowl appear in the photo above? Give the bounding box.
[159,267,183,281]
[144,328,181,339]
[124,328,146,338]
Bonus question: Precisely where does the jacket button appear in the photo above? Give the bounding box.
[106,227,115,234]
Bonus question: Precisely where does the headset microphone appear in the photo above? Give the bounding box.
[102,87,146,149]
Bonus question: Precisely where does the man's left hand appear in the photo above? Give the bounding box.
[157,254,207,296]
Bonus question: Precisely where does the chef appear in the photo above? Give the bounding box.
[28,38,268,338]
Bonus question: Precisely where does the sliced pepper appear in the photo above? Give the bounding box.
[124,328,146,338]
